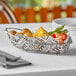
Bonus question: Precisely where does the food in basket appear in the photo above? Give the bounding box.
[49,25,68,43]
[9,30,17,35]
[33,27,49,37]
[50,32,67,43]
[21,29,33,37]
[7,25,72,54]
[9,25,68,44]
[9,28,33,37]
[16,32,24,35]
[21,29,32,34]
[24,33,32,37]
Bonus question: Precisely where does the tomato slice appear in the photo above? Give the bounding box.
[51,33,56,38]
[56,38,64,44]
[61,33,67,40]
[58,39,64,44]
[51,33,67,43]
[55,33,63,40]
[55,33,60,38]
[51,33,61,38]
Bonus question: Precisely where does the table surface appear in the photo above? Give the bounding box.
[0,23,76,76]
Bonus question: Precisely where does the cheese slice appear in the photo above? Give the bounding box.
[33,27,49,37]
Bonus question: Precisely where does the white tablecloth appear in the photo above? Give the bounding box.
[0,23,76,76]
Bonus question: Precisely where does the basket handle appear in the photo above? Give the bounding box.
[5,28,9,32]
[5,28,21,33]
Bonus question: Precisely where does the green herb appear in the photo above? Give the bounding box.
[49,24,67,35]
[54,24,65,32]
[58,29,68,33]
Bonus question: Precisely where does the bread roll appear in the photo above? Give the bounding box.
[16,32,24,35]
[21,29,32,33]
[9,30,17,35]
[21,29,32,37]
[24,33,32,37]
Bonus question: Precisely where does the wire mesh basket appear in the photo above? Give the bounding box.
[5,28,72,54]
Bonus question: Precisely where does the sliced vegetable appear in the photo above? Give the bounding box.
[54,25,65,32]
[51,32,67,43]
[51,33,56,38]
[51,33,63,40]
[54,33,61,38]
[61,33,67,40]
[49,24,65,35]
[58,29,68,33]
